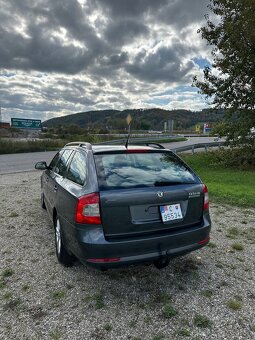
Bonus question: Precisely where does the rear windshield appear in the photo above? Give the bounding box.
[94,151,198,190]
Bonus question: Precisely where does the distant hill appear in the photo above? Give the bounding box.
[43,108,223,130]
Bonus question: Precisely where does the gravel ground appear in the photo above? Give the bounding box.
[0,172,254,340]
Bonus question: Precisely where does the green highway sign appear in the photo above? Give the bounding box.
[11,118,42,130]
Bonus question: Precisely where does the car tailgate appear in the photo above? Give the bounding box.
[100,184,204,239]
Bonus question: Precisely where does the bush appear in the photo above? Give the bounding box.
[0,139,65,154]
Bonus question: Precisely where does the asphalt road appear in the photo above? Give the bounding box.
[0,137,217,174]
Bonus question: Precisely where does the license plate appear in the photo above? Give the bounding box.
[160,203,183,222]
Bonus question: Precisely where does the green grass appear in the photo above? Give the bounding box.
[193,314,212,328]
[2,269,14,278]
[226,227,240,239]
[182,152,255,207]
[0,139,65,154]
[51,290,65,299]
[176,328,191,337]
[231,243,244,251]
[226,299,242,310]
[162,304,178,318]
[50,329,62,340]
[0,136,186,154]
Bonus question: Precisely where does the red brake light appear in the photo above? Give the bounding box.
[126,149,150,153]
[203,184,209,210]
[197,236,210,245]
[75,193,101,224]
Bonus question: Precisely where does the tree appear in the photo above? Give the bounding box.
[194,0,255,144]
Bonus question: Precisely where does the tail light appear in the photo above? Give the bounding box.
[197,236,210,245]
[75,193,101,224]
[203,184,209,210]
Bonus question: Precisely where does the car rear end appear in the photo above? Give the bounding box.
[73,146,211,268]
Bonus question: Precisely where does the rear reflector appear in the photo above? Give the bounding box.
[197,237,210,245]
[87,258,120,263]
[75,193,101,224]
[203,184,209,210]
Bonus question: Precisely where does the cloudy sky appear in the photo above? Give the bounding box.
[0,0,212,123]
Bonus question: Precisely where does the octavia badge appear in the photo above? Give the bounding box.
[157,191,164,198]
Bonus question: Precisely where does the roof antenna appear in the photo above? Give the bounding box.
[125,114,132,149]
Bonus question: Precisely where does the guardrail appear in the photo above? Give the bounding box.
[171,142,226,154]
[95,135,181,145]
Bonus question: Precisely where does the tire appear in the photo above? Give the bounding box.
[54,217,75,267]
[41,193,46,210]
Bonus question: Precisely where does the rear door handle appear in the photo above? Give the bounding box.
[54,185,58,192]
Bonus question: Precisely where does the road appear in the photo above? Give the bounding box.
[0,151,56,174]
[0,137,218,174]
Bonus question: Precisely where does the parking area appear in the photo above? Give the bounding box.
[0,172,254,340]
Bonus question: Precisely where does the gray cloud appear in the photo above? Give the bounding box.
[0,0,210,121]
[126,42,194,83]
[104,20,149,46]
[91,0,169,18]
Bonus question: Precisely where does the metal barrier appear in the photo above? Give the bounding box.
[172,142,226,154]
[95,135,181,145]
[95,138,226,153]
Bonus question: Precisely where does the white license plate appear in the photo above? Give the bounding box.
[160,203,183,222]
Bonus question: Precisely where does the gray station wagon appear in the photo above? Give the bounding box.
[35,142,211,269]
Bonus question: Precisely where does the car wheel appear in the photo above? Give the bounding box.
[41,193,46,210]
[54,217,75,267]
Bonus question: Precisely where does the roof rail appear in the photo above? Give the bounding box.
[64,142,92,150]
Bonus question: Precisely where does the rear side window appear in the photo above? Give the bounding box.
[55,149,73,176]
[94,152,198,190]
[66,151,87,186]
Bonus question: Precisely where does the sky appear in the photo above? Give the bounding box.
[0,0,212,123]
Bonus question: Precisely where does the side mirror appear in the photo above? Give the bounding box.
[35,161,48,170]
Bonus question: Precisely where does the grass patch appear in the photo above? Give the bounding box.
[3,298,21,310]
[193,314,212,328]
[94,294,105,309]
[226,227,240,239]
[241,227,255,242]
[250,324,255,332]
[3,291,12,299]
[50,329,62,340]
[202,289,214,298]
[0,136,186,154]
[162,304,178,318]
[227,299,242,310]
[153,334,165,340]
[155,292,171,304]
[176,328,191,337]
[182,151,255,207]
[231,243,244,251]
[51,290,65,299]
[0,280,7,289]
[22,284,30,292]
[2,269,13,278]
[207,242,217,248]
[8,212,19,218]
[104,324,112,332]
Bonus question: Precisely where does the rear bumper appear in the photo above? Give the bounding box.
[71,214,211,268]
